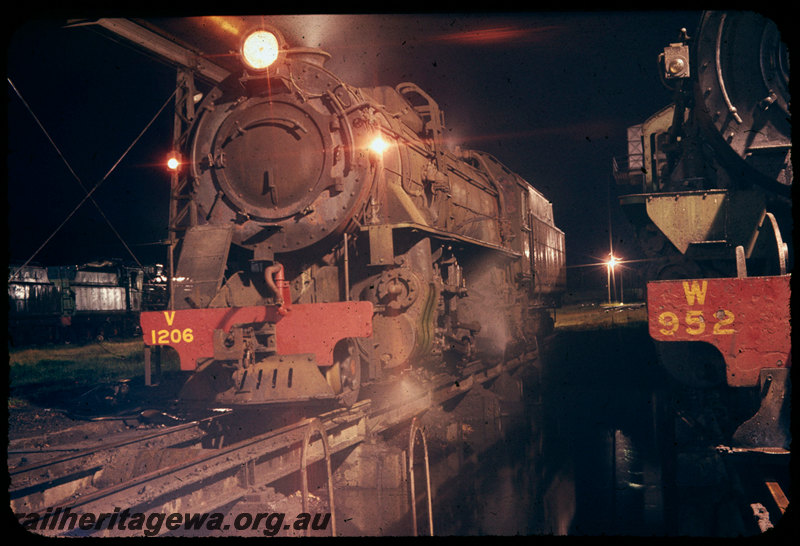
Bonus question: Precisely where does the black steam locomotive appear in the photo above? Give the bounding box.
[613,10,791,534]
[614,10,791,434]
[138,23,566,407]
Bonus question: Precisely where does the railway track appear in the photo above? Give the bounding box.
[9,417,214,510]
[10,345,542,537]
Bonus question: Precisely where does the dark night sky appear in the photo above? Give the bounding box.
[7,12,707,275]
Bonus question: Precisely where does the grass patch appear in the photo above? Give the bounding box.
[8,396,29,409]
[555,303,648,331]
[8,340,180,403]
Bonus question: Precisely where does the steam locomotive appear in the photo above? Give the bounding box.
[614,11,791,283]
[613,10,790,533]
[614,9,791,448]
[139,24,566,407]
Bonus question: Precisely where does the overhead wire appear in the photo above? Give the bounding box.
[8,77,177,278]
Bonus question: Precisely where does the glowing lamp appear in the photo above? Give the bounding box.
[242,30,280,70]
[369,136,389,155]
[607,255,618,269]
[167,156,180,171]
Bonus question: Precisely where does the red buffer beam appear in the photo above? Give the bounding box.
[647,275,790,387]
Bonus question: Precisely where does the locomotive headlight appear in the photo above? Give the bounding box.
[167,155,181,171]
[662,42,690,79]
[369,135,389,155]
[242,30,280,70]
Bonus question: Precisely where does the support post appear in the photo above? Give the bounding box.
[144,345,161,386]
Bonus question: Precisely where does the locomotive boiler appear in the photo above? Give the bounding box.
[139,25,566,407]
[613,11,791,450]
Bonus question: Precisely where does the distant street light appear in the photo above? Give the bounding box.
[606,254,618,304]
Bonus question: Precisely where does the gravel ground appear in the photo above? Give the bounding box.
[8,372,188,443]
[8,405,82,442]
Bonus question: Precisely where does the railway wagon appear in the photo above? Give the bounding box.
[8,261,164,345]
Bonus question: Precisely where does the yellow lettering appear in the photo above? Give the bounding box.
[682,280,708,306]
[164,311,176,327]
[685,310,705,335]
[658,312,679,336]
[148,327,195,345]
[713,309,735,335]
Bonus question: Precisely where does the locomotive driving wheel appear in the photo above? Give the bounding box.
[325,338,362,407]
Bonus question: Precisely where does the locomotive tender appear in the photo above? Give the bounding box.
[139,24,566,407]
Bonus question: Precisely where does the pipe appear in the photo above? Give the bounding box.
[264,262,291,310]
[343,233,350,301]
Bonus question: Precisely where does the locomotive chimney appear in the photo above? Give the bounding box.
[284,47,331,68]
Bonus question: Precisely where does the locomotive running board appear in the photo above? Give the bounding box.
[361,222,522,259]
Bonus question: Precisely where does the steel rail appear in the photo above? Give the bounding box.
[12,350,539,536]
[9,418,214,510]
[40,408,369,536]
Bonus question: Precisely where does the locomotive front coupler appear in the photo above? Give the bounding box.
[213,325,255,369]
[212,322,280,373]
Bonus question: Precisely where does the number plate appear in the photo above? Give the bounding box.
[141,302,373,371]
[647,275,790,387]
